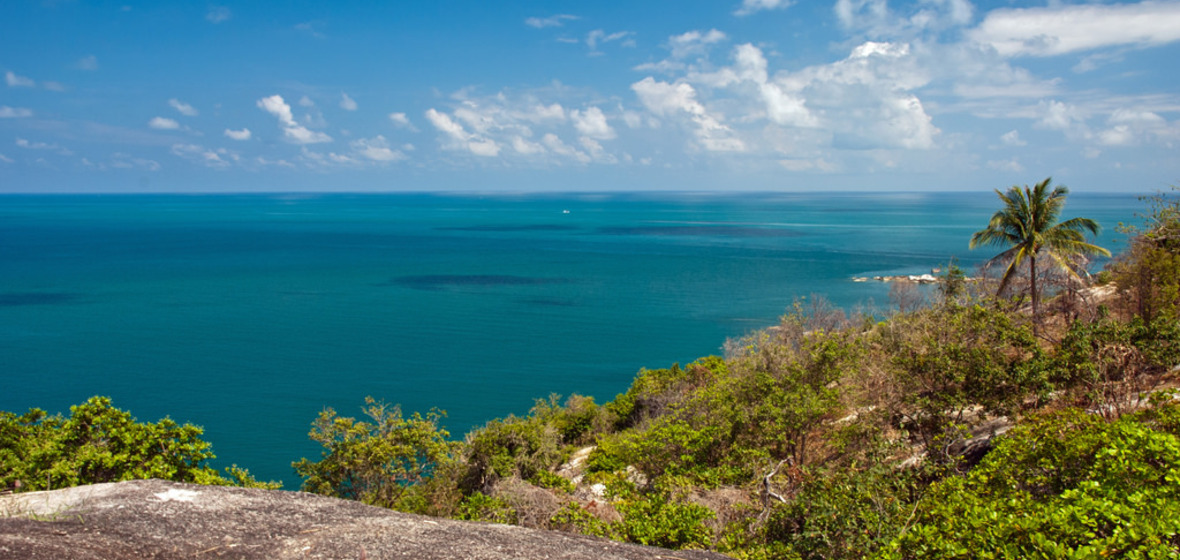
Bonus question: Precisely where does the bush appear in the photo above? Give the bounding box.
[0,396,276,491]
[880,401,1180,559]
[293,397,455,510]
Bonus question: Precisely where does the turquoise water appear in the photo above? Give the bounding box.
[0,192,1143,486]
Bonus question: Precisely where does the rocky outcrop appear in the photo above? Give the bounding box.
[0,479,731,559]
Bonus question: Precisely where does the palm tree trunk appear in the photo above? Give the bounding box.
[1029,254,1039,335]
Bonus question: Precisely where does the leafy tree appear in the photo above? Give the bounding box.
[969,178,1110,331]
[0,396,277,491]
[293,397,455,509]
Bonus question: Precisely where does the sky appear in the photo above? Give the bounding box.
[1,0,1178,193]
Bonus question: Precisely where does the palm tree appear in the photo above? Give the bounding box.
[969,178,1110,328]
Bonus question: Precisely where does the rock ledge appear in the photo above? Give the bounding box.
[0,479,730,559]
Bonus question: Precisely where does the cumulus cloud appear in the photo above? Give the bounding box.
[75,55,99,71]
[340,92,358,111]
[351,135,405,161]
[257,94,333,144]
[1098,108,1172,147]
[0,106,33,118]
[735,0,793,17]
[206,6,231,23]
[970,1,1180,57]
[148,117,181,130]
[169,98,198,116]
[425,108,501,157]
[571,107,616,140]
[224,128,252,141]
[525,14,578,28]
[5,71,34,87]
[631,77,746,152]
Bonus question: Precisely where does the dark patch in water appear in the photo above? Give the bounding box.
[438,224,579,232]
[387,275,571,291]
[0,292,81,307]
[518,297,578,307]
[596,225,802,237]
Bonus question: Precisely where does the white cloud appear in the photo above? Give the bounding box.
[0,106,33,118]
[351,135,405,162]
[512,136,545,155]
[1098,108,1172,146]
[169,98,198,116]
[525,14,578,28]
[172,143,230,168]
[735,0,793,17]
[0,153,13,164]
[15,138,72,155]
[340,92,358,111]
[668,29,727,59]
[1000,130,1026,147]
[42,81,66,92]
[388,112,419,132]
[425,107,501,157]
[587,30,635,52]
[970,1,1180,57]
[542,133,590,162]
[257,94,333,144]
[298,96,316,107]
[5,71,34,87]
[631,77,746,152]
[1036,100,1088,133]
[75,55,99,71]
[571,107,616,140]
[206,6,231,24]
[148,117,180,130]
[224,128,252,141]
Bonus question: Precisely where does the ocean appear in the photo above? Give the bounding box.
[0,191,1145,486]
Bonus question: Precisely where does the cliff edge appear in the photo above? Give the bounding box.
[0,479,730,559]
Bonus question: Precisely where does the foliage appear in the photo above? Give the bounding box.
[612,493,716,549]
[1111,187,1180,322]
[0,396,276,491]
[459,414,562,493]
[874,304,1046,457]
[880,402,1180,559]
[292,397,455,510]
[969,178,1110,327]
[456,491,518,524]
[1053,315,1180,413]
[765,463,925,560]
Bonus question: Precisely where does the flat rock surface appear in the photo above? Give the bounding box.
[0,480,730,559]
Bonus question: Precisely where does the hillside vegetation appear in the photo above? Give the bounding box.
[4,187,1178,559]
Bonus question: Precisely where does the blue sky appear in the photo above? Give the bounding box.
[1,0,1178,193]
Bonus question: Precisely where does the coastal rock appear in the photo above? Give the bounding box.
[0,479,731,560]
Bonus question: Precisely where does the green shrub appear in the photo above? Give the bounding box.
[457,491,518,524]
[613,493,715,549]
[880,402,1180,559]
[0,396,275,491]
[293,397,455,509]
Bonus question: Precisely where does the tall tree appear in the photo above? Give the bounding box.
[969,178,1110,328]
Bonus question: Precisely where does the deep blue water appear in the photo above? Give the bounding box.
[0,191,1144,486]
